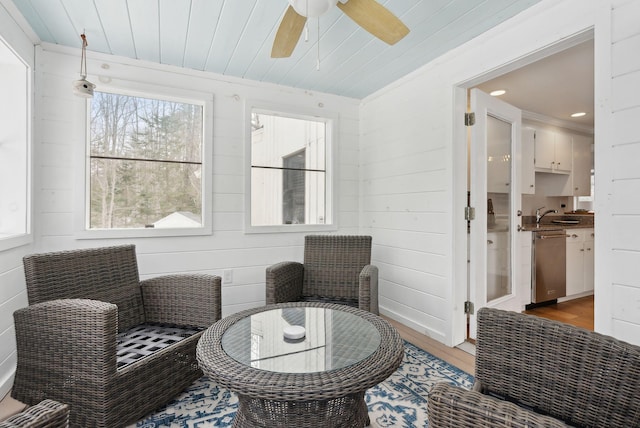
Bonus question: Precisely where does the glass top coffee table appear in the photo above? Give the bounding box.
[196,302,404,428]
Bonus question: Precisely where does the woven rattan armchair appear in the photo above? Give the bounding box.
[12,245,222,428]
[265,235,379,314]
[428,307,640,428]
[0,400,69,428]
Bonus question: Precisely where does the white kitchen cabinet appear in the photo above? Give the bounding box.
[571,134,593,196]
[584,229,594,292]
[554,133,572,173]
[566,228,594,296]
[521,127,535,194]
[535,132,594,197]
[566,233,584,296]
[534,129,571,174]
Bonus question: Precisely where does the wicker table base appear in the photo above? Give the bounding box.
[196,302,403,428]
[234,392,370,427]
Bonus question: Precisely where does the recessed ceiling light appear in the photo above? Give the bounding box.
[571,112,587,118]
[490,89,506,96]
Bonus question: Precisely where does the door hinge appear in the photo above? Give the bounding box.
[464,301,474,315]
[465,112,475,126]
[465,206,475,221]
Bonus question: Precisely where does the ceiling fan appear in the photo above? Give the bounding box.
[271,0,410,58]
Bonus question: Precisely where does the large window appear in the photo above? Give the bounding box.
[84,90,210,236]
[248,107,334,232]
[0,37,30,250]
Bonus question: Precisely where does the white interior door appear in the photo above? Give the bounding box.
[468,88,522,340]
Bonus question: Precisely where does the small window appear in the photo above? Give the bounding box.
[247,107,335,232]
[0,37,31,251]
[82,89,211,237]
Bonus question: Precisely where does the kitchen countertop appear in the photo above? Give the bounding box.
[520,214,594,232]
[484,215,594,232]
[487,223,593,232]
[520,223,593,232]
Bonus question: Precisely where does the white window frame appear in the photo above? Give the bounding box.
[0,36,32,251]
[245,100,337,234]
[75,80,213,239]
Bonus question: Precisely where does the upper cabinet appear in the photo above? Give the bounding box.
[523,122,593,197]
[521,127,535,194]
[534,129,572,173]
[571,134,593,196]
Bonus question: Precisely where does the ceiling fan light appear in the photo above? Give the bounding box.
[289,0,338,17]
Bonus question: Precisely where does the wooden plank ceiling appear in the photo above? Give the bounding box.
[10,0,541,99]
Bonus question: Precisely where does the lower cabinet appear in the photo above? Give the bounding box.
[566,228,594,296]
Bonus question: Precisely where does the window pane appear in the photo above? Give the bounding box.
[0,39,29,241]
[251,168,326,226]
[90,92,202,163]
[251,113,325,170]
[90,158,202,229]
[250,110,329,228]
[89,91,204,230]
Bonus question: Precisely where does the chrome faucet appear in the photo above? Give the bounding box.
[536,206,557,224]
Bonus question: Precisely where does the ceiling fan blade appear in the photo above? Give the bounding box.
[271,6,308,58]
[337,0,409,45]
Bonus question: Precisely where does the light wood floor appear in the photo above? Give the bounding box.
[382,316,475,375]
[523,295,594,330]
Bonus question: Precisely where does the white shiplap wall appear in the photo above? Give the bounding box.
[360,0,613,346]
[0,0,36,400]
[595,0,640,343]
[360,78,452,343]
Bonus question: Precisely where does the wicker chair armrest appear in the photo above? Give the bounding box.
[140,274,222,327]
[359,264,379,314]
[0,399,70,428]
[13,299,118,376]
[428,383,570,428]
[265,262,304,305]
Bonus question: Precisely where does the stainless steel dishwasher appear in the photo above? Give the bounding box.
[532,229,567,303]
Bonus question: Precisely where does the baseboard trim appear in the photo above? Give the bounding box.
[0,368,15,404]
[379,306,447,345]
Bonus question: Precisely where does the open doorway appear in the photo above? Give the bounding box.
[461,30,595,341]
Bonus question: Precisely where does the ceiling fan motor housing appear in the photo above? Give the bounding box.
[288,0,339,17]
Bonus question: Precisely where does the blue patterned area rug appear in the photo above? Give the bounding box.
[133,341,474,428]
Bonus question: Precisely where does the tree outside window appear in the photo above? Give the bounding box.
[89,91,204,229]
